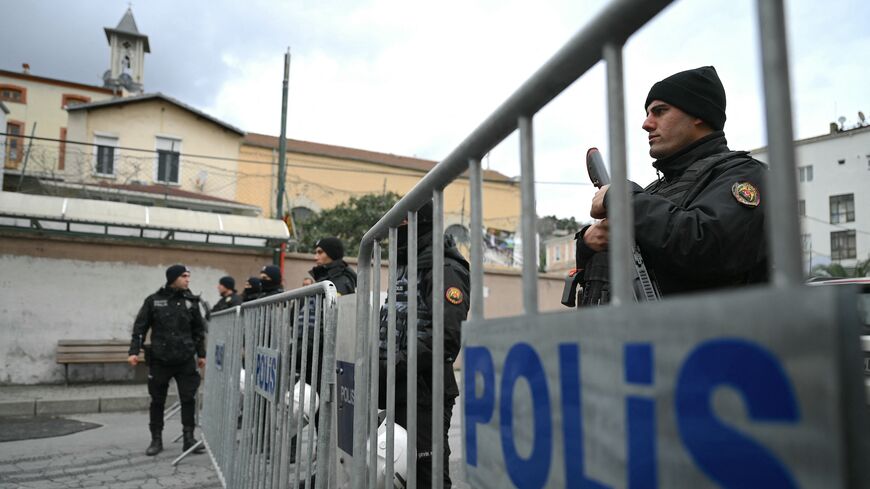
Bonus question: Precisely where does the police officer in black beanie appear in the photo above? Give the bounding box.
[310,237,357,295]
[128,264,206,456]
[576,66,767,299]
[259,264,284,297]
[377,201,470,488]
[212,275,242,312]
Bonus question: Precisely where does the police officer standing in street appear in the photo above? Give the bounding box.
[379,202,470,489]
[211,275,242,312]
[577,66,767,299]
[128,264,207,456]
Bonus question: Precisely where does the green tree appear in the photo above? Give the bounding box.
[298,192,402,258]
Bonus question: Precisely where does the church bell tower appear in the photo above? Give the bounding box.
[102,8,150,95]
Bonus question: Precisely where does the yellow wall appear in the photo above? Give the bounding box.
[0,73,113,169]
[65,99,243,199]
[237,143,521,233]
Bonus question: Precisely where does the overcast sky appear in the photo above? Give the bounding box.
[3,0,868,220]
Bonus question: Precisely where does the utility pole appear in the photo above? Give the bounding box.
[275,47,291,266]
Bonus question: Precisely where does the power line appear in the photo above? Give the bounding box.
[1,132,524,184]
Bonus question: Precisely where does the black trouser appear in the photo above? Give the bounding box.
[395,396,455,489]
[148,359,200,432]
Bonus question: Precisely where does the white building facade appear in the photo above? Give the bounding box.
[752,124,870,273]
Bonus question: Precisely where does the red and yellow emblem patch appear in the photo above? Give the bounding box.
[731,181,760,207]
[445,287,464,305]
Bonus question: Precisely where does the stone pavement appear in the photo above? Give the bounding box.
[0,411,220,489]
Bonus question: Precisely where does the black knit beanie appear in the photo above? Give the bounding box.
[260,265,282,286]
[219,276,235,291]
[315,237,345,260]
[165,264,189,287]
[244,276,262,293]
[644,66,726,131]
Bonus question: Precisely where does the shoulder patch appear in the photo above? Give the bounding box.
[731,181,760,207]
[445,287,464,305]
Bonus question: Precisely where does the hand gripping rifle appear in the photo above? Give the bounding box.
[561,148,661,306]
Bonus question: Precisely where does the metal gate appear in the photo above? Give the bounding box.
[200,282,339,488]
[348,0,869,488]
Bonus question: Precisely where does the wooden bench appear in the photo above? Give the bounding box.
[56,339,143,385]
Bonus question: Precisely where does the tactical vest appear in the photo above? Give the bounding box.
[577,150,752,306]
[378,266,433,363]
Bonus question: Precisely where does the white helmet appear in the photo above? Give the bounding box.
[286,381,319,421]
[373,414,409,489]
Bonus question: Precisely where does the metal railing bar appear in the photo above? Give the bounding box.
[469,157,484,322]
[351,239,373,489]
[369,242,382,489]
[518,116,539,314]
[432,189,445,489]
[755,0,803,286]
[407,210,419,489]
[603,42,633,305]
[386,226,398,486]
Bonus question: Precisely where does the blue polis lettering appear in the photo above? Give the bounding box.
[464,339,799,488]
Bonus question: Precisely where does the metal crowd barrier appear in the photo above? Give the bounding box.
[198,282,339,488]
[349,0,869,488]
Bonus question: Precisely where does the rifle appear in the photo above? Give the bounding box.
[561,149,661,307]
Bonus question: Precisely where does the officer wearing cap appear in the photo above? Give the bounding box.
[577,66,767,298]
[128,264,207,456]
[212,275,242,312]
[378,201,470,488]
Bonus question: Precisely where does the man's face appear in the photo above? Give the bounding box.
[314,247,333,266]
[172,272,191,290]
[642,100,705,159]
[217,284,229,296]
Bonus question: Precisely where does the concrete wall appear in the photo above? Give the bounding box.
[0,232,564,385]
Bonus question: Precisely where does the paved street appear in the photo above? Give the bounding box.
[0,412,221,489]
[0,404,469,488]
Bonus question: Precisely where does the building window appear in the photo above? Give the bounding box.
[155,137,181,184]
[798,199,805,216]
[58,128,67,170]
[554,244,562,262]
[800,234,811,252]
[0,84,27,104]
[5,120,24,166]
[798,165,813,182]
[61,94,91,108]
[830,230,856,260]
[829,194,855,224]
[93,134,118,176]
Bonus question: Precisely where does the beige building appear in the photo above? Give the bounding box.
[544,233,576,273]
[239,132,522,246]
[0,67,114,171]
[62,93,254,214]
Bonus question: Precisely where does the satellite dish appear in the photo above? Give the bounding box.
[859,111,866,123]
[838,116,847,129]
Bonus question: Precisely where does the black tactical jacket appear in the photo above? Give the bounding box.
[379,234,470,403]
[310,260,357,295]
[129,287,207,365]
[577,132,768,296]
[211,292,242,312]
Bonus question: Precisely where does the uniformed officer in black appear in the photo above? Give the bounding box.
[309,236,357,295]
[211,275,242,312]
[577,66,767,298]
[259,264,285,297]
[128,264,207,456]
[378,201,470,489]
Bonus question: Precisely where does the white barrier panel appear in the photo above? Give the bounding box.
[463,285,868,488]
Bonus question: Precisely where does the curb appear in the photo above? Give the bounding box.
[0,395,179,417]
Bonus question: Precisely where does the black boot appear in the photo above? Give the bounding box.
[146,432,163,456]
[182,427,204,454]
